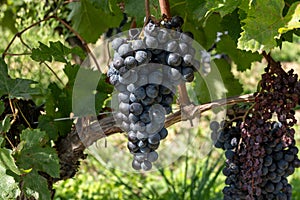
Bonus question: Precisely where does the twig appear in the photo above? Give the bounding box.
[19,36,32,50]
[4,53,31,57]
[42,61,64,85]
[2,15,55,59]
[53,16,101,72]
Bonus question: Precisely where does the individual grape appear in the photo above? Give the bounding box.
[178,42,189,55]
[113,56,124,69]
[165,40,178,52]
[118,43,133,57]
[159,128,168,139]
[141,160,152,171]
[134,153,147,162]
[148,133,161,144]
[146,84,159,98]
[128,113,139,123]
[168,67,181,80]
[182,67,194,82]
[136,131,148,141]
[140,146,151,154]
[135,50,149,64]
[277,160,289,170]
[119,102,130,114]
[140,111,151,124]
[132,159,141,170]
[127,141,139,152]
[210,121,220,131]
[128,131,138,143]
[171,16,184,27]
[124,56,137,69]
[129,93,137,103]
[137,140,147,148]
[111,37,125,51]
[127,83,137,93]
[183,54,193,66]
[157,30,170,43]
[147,151,159,162]
[141,97,155,106]
[148,142,160,150]
[167,53,182,67]
[130,102,143,115]
[145,36,158,49]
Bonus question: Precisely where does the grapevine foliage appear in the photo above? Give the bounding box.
[0,0,299,199]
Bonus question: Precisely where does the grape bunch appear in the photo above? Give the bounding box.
[107,16,198,171]
[211,64,300,199]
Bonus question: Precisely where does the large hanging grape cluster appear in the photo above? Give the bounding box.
[107,16,198,171]
[211,64,300,199]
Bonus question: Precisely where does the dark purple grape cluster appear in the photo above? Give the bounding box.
[211,65,300,199]
[107,16,198,171]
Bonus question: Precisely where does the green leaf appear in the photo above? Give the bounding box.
[22,170,51,200]
[17,146,60,178]
[31,41,85,63]
[0,148,21,175]
[216,35,262,71]
[37,116,59,141]
[124,0,145,25]
[17,129,60,178]
[278,2,300,35]
[1,115,11,133]
[238,0,300,52]
[205,0,241,17]
[67,0,122,43]
[0,58,39,99]
[20,129,49,149]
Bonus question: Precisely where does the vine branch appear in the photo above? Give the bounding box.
[78,93,255,146]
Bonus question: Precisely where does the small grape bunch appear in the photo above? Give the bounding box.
[107,15,198,171]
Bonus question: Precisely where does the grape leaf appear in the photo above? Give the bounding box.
[124,0,145,25]
[216,35,262,71]
[16,129,60,178]
[278,2,300,35]
[22,170,51,200]
[205,0,241,17]
[0,115,11,133]
[37,115,59,141]
[238,0,300,52]
[0,147,21,199]
[0,148,21,175]
[20,129,49,149]
[67,0,122,43]
[31,41,85,63]
[0,58,39,99]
